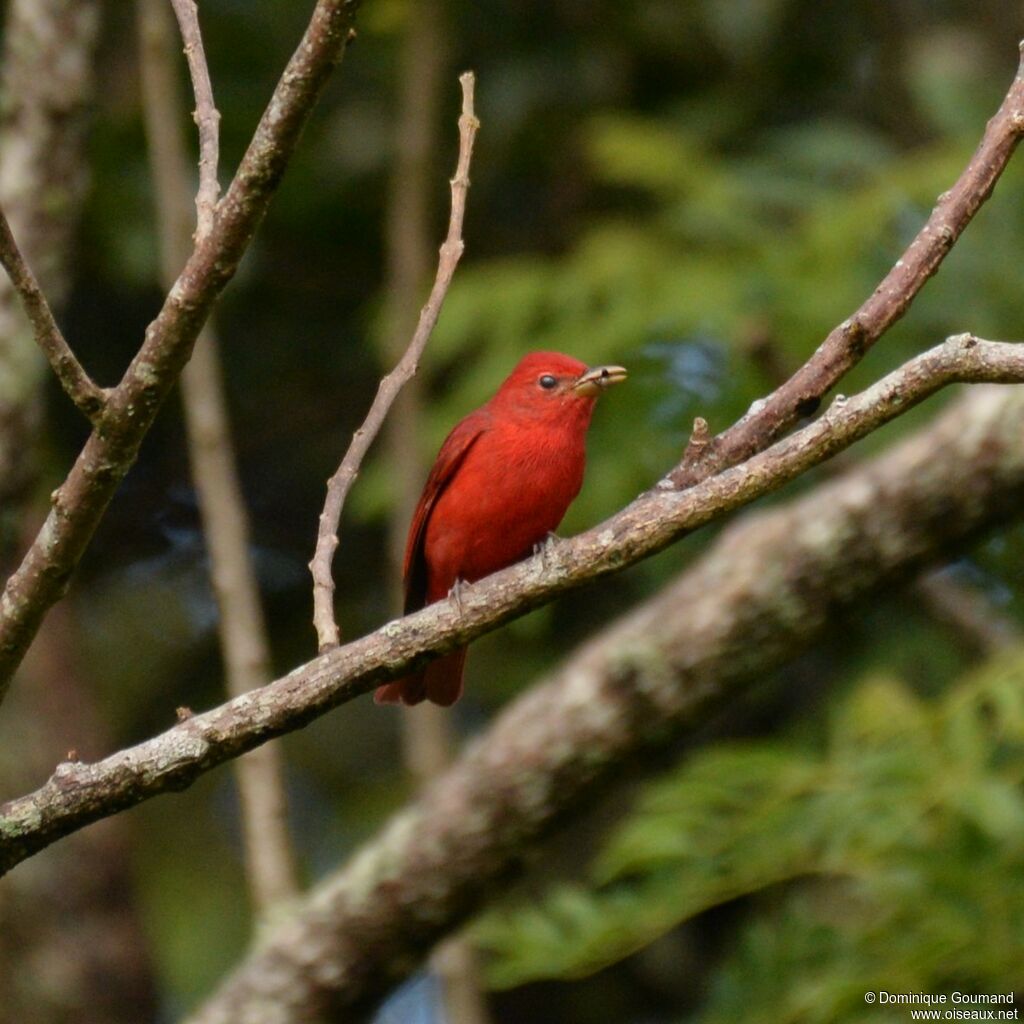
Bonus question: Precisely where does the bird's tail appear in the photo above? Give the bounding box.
[373,647,468,707]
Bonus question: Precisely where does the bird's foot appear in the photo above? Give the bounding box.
[448,578,467,617]
[533,532,560,571]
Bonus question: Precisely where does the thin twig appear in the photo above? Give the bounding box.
[137,0,299,915]
[310,71,480,651]
[670,42,1024,488]
[2,334,1022,877]
[0,207,106,421]
[169,0,220,242]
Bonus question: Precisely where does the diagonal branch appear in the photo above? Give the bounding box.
[670,40,1024,488]
[0,0,363,703]
[310,71,479,651]
[0,207,106,421]
[1,334,1022,877]
[169,0,220,241]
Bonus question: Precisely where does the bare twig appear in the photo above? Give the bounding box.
[137,0,298,915]
[670,42,1024,488]
[0,208,105,421]
[0,0,363,701]
[190,378,1024,1024]
[2,334,1022,877]
[310,71,480,651]
[169,0,220,241]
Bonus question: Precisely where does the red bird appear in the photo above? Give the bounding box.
[375,351,627,707]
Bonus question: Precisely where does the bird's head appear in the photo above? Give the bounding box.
[491,351,627,425]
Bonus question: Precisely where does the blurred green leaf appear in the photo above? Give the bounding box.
[475,653,1024,1010]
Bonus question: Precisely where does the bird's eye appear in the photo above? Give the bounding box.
[538,374,558,390]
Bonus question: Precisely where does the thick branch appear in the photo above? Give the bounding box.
[186,379,1024,1024]
[310,71,479,650]
[1,335,1021,876]
[0,207,105,420]
[671,41,1024,488]
[0,0,363,700]
[169,0,220,241]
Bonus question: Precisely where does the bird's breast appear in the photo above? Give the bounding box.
[422,421,587,597]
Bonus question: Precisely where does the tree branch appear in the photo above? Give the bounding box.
[0,0,363,702]
[670,40,1024,488]
[310,71,479,651]
[185,377,1024,1024]
[0,207,106,421]
[169,0,220,242]
[1,334,1021,877]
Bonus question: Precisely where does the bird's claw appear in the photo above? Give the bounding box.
[533,532,559,571]
[448,578,467,617]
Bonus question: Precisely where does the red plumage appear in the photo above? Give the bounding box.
[374,351,625,707]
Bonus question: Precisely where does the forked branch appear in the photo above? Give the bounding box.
[0,208,106,421]
[671,41,1024,487]
[138,0,299,915]
[0,0,363,702]
[186,373,1024,1024]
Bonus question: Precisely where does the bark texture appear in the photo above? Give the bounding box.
[186,382,1024,1023]
[0,0,98,518]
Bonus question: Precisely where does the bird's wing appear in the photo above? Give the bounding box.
[403,410,489,614]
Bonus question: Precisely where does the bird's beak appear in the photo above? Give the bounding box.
[572,364,628,397]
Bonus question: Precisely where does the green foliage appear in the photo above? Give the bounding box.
[474,653,1024,1017]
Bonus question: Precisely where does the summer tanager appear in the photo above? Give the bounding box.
[375,351,626,707]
